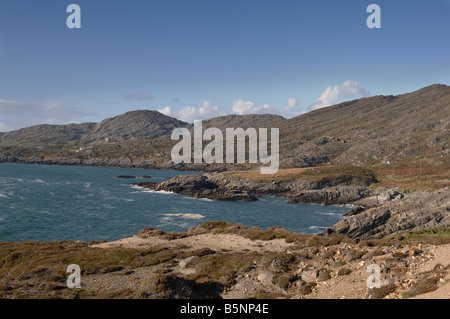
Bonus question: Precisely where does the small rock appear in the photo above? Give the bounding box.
[257,272,274,286]
[301,270,318,283]
[179,256,198,269]
[110,284,123,291]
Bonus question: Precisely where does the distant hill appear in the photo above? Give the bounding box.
[80,110,188,143]
[280,84,450,167]
[0,123,96,146]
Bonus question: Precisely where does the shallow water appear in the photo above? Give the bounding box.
[0,163,351,242]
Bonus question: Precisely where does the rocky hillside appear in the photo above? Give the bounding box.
[80,110,188,143]
[0,123,96,146]
[280,84,449,168]
[187,114,286,131]
[0,112,288,169]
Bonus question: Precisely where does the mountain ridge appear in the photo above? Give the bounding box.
[0,84,448,171]
[279,84,449,167]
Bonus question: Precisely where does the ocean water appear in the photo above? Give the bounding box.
[0,163,351,242]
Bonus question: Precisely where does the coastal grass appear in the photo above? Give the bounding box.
[405,227,450,238]
[374,227,450,246]
[368,283,397,299]
[402,264,448,298]
[193,251,259,282]
[0,241,179,278]
[0,240,182,298]
[224,162,449,192]
[0,221,355,299]
[372,165,450,191]
[222,165,377,187]
[296,165,377,187]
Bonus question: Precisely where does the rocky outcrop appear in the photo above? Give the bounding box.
[204,172,303,196]
[151,172,375,205]
[326,188,450,239]
[133,172,374,204]
[342,205,366,217]
[134,172,450,240]
[287,186,370,205]
[134,174,258,201]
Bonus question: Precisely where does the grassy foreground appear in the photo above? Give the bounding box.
[1,222,448,299]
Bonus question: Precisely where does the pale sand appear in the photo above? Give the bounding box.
[93,232,295,253]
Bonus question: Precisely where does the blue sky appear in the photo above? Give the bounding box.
[0,0,449,131]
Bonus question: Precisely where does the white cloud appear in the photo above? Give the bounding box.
[158,101,227,123]
[178,105,198,122]
[0,122,10,132]
[231,98,304,118]
[281,98,300,117]
[158,106,172,116]
[158,97,304,123]
[231,100,280,116]
[310,80,371,110]
[157,81,371,123]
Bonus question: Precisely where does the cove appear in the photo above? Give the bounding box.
[0,163,351,242]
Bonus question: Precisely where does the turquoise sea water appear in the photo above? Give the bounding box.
[0,163,351,242]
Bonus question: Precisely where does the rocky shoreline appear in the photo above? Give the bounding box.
[2,158,449,240]
[0,156,240,173]
[132,172,371,204]
[132,172,450,240]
